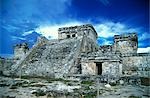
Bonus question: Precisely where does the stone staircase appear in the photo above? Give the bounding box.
[13,37,83,78]
[60,37,83,77]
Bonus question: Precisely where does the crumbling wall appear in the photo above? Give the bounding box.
[80,35,98,53]
[14,43,29,59]
[11,37,83,78]
[114,33,138,54]
[81,50,122,77]
[81,62,96,75]
[99,45,114,53]
[0,57,15,75]
[58,24,97,41]
[122,53,150,77]
[102,61,122,76]
[9,24,99,78]
[81,60,122,77]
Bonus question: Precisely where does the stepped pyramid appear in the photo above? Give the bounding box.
[2,24,150,78]
[11,24,98,78]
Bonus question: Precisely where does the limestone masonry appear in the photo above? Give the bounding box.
[0,24,150,78]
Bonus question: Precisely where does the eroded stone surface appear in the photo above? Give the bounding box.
[0,76,149,98]
[0,24,149,83]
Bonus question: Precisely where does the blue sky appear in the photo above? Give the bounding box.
[0,0,149,57]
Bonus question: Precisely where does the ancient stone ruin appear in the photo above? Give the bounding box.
[0,24,149,79]
[0,24,150,98]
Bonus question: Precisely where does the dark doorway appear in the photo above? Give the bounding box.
[96,62,102,75]
[67,35,70,38]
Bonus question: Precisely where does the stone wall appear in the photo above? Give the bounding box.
[102,61,122,76]
[81,62,96,75]
[99,45,114,53]
[80,35,98,53]
[114,33,138,53]
[122,53,150,77]
[81,51,122,77]
[14,43,29,59]
[11,37,84,78]
[8,24,99,78]
[58,24,97,41]
[0,57,15,75]
[81,60,122,77]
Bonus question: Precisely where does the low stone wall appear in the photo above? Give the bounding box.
[122,54,150,77]
[0,58,15,75]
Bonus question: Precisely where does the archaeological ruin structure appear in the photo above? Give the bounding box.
[0,24,149,79]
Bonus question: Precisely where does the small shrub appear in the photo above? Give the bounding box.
[51,78,64,81]
[81,80,94,85]
[140,77,150,86]
[110,82,117,86]
[84,92,96,98]
[84,86,91,90]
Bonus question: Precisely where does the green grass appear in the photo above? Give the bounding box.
[81,80,94,86]
[83,92,97,98]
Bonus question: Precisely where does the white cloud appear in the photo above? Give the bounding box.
[11,36,26,41]
[23,21,84,39]
[22,21,148,49]
[94,21,138,38]
[23,21,141,40]
[138,32,150,41]
[22,30,34,36]
[137,47,150,53]
[25,21,134,40]
[2,24,20,32]
[35,26,59,39]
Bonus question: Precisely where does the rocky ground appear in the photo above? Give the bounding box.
[0,76,149,98]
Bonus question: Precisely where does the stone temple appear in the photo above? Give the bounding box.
[0,24,150,79]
